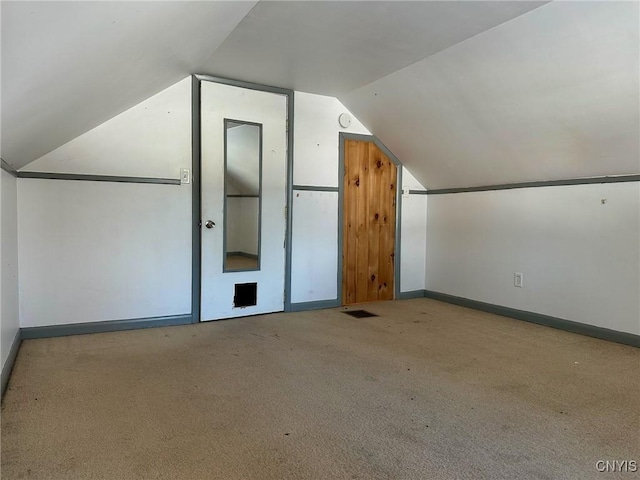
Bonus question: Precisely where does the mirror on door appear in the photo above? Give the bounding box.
[224,119,262,272]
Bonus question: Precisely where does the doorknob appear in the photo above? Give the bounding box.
[205,220,215,229]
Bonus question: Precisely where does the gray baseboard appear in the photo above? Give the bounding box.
[398,290,427,300]
[21,314,193,340]
[424,290,639,348]
[1,330,22,398]
[289,299,340,312]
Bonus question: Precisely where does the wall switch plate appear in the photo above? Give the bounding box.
[514,272,524,288]
[180,168,190,184]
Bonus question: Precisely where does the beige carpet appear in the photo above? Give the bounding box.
[2,299,638,479]
[226,254,258,271]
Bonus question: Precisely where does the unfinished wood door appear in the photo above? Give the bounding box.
[342,140,397,305]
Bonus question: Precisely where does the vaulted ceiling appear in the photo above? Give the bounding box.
[2,1,637,189]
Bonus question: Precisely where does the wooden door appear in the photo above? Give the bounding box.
[342,140,397,305]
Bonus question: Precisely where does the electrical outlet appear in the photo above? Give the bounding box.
[180,168,190,184]
[514,272,524,288]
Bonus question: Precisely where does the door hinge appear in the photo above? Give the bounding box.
[284,205,288,219]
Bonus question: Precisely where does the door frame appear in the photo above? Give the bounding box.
[191,74,294,323]
[337,132,403,305]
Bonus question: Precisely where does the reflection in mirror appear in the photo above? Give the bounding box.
[224,120,262,272]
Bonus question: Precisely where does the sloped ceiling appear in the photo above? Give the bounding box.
[207,1,548,96]
[3,1,637,190]
[1,1,257,169]
[340,1,640,188]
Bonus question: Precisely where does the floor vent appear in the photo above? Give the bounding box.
[342,310,378,318]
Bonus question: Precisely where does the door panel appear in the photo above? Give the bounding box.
[200,81,287,321]
[342,140,397,305]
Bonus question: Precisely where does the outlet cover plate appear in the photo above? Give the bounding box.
[514,272,524,288]
[180,168,190,184]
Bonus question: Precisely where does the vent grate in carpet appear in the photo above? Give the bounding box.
[342,310,378,318]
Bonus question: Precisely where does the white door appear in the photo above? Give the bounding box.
[200,81,288,321]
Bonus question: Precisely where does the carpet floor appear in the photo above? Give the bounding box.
[1,298,638,479]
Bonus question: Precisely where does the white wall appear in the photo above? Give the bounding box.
[226,198,243,253]
[293,92,370,188]
[17,77,192,327]
[23,78,192,179]
[226,124,260,195]
[426,182,640,335]
[291,92,428,303]
[290,92,370,304]
[239,197,259,256]
[1,170,21,370]
[291,190,339,303]
[226,197,259,256]
[18,180,191,327]
[16,82,428,325]
[400,168,427,293]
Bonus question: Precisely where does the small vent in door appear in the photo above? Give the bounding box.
[234,283,257,308]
